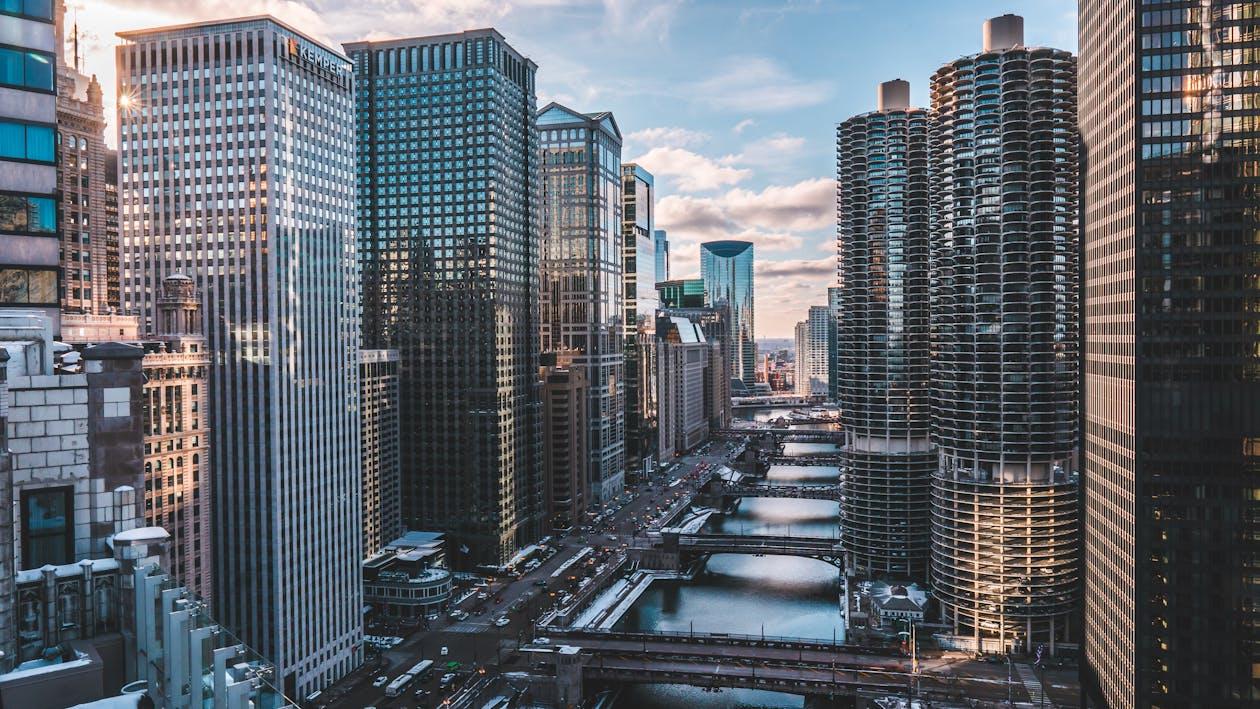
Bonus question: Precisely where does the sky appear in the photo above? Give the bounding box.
[69,0,1077,338]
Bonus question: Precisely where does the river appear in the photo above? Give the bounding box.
[612,462,843,708]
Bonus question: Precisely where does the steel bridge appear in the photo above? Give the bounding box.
[666,532,844,569]
[724,483,842,501]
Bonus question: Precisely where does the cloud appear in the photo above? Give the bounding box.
[691,57,832,112]
[626,126,710,150]
[721,132,806,169]
[732,119,756,134]
[632,147,751,192]
[758,257,835,279]
[721,178,834,232]
[600,0,682,43]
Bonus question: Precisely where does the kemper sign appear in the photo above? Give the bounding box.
[285,36,347,74]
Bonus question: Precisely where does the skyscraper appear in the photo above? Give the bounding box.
[827,285,841,403]
[700,240,755,387]
[795,305,830,397]
[622,163,657,479]
[928,15,1079,653]
[654,228,669,282]
[347,31,543,565]
[837,80,933,580]
[118,17,362,696]
[0,0,60,331]
[361,349,401,558]
[1080,2,1260,705]
[538,102,625,503]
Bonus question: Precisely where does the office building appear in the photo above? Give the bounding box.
[118,17,362,696]
[827,285,841,403]
[0,0,60,331]
[540,352,588,532]
[539,102,624,503]
[660,306,732,431]
[363,532,453,620]
[1080,2,1260,705]
[837,80,933,580]
[795,305,830,397]
[928,15,1079,652]
[348,31,543,566]
[622,163,657,481]
[656,315,724,460]
[700,240,755,386]
[654,229,669,282]
[54,9,116,315]
[361,349,401,558]
[657,278,705,309]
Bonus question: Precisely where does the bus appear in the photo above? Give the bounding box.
[384,673,414,698]
[406,659,434,681]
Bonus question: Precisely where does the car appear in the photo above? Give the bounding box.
[440,646,449,656]
[533,579,548,587]
[425,613,439,621]
[476,591,489,600]
[439,673,457,687]
[372,675,389,688]
[494,615,510,627]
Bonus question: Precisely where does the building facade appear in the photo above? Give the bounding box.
[795,305,830,397]
[654,229,668,283]
[540,353,588,532]
[657,278,704,309]
[827,285,841,403]
[118,17,363,696]
[360,349,400,558]
[538,102,624,503]
[621,163,657,481]
[837,80,933,581]
[1080,2,1260,706]
[54,7,116,315]
[700,240,755,387]
[928,15,1080,653]
[348,30,543,566]
[656,315,722,460]
[659,306,732,432]
[0,0,60,331]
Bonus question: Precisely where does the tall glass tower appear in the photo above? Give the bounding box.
[118,17,362,696]
[928,15,1079,653]
[700,240,755,387]
[538,103,625,503]
[347,30,543,566]
[1081,2,1260,706]
[837,80,933,580]
[654,229,669,282]
[622,163,657,480]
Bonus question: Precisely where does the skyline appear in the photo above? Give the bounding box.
[66,0,1076,337]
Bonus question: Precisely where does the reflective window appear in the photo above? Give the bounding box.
[0,193,55,234]
[0,0,51,20]
[21,486,71,567]
[0,47,53,91]
[0,120,54,163]
[0,268,56,304]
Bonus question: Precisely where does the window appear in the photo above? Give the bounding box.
[0,120,54,163]
[0,268,56,304]
[0,192,55,234]
[0,0,52,21]
[22,486,72,567]
[0,46,53,91]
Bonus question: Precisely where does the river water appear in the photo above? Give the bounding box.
[612,459,842,708]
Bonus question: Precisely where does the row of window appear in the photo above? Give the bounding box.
[0,45,52,92]
[0,120,54,163]
[0,0,51,21]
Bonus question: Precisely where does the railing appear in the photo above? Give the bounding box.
[542,625,897,657]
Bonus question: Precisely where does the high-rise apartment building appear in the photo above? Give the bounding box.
[540,352,588,532]
[118,17,363,696]
[700,240,755,387]
[361,349,401,558]
[538,102,625,503]
[795,305,830,397]
[54,6,117,315]
[348,31,543,566]
[0,0,60,331]
[837,80,933,580]
[622,163,657,480]
[1080,2,1260,706]
[654,229,669,282]
[928,15,1079,653]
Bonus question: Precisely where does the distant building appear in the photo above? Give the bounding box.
[657,278,705,309]
[657,314,728,460]
[654,229,669,282]
[700,240,755,387]
[540,352,588,532]
[660,306,731,431]
[360,349,401,558]
[0,0,60,331]
[827,286,840,403]
[795,306,830,397]
[54,8,117,315]
[621,164,657,482]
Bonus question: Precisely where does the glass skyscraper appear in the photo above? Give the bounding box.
[928,15,1079,653]
[347,30,543,566]
[654,228,669,282]
[538,103,624,502]
[700,240,755,387]
[1081,2,1260,706]
[622,163,657,479]
[117,17,362,696]
[837,80,933,580]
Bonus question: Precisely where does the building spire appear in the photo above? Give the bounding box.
[73,11,79,72]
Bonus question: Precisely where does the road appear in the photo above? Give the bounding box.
[321,442,739,708]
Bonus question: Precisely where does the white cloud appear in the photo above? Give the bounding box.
[626,126,710,150]
[632,147,751,192]
[721,132,807,169]
[692,57,832,112]
[732,118,757,134]
[600,0,682,43]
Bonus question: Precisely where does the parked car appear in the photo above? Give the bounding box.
[494,615,510,627]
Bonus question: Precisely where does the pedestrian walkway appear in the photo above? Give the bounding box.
[1016,662,1047,707]
[445,621,493,634]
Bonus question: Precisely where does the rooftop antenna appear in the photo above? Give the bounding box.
[73,10,80,72]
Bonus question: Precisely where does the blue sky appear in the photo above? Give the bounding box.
[79,0,1076,337]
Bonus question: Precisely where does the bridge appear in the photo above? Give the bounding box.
[666,532,844,568]
[724,483,841,502]
[714,428,843,443]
